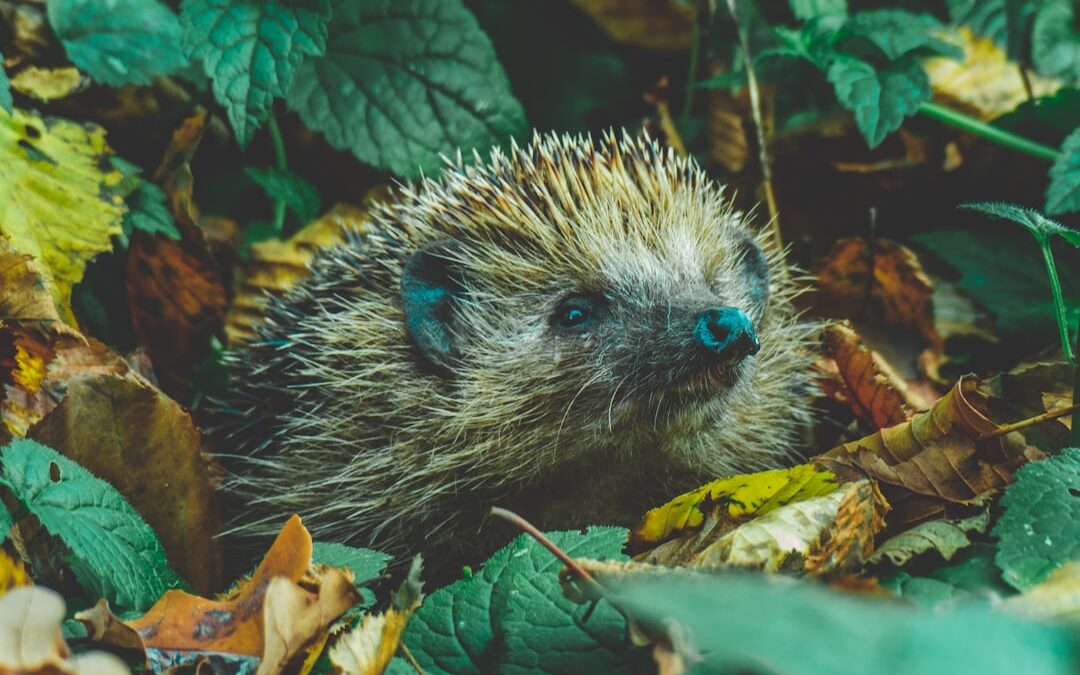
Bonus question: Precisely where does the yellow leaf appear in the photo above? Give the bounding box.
[9,66,86,102]
[0,548,30,596]
[628,463,839,552]
[0,108,124,324]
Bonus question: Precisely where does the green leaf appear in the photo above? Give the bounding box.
[880,544,1013,609]
[788,0,847,21]
[870,508,989,567]
[403,528,646,674]
[46,0,188,86]
[245,167,320,224]
[0,499,11,542]
[0,439,181,610]
[961,201,1080,247]
[946,0,1007,46]
[994,448,1080,591]
[0,53,11,115]
[124,182,181,243]
[181,0,332,147]
[827,54,929,148]
[311,541,391,608]
[609,570,1078,674]
[1032,0,1080,84]
[287,0,526,179]
[842,10,963,61]
[1047,128,1080,216]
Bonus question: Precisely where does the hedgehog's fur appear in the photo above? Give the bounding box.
[211,131,816,563]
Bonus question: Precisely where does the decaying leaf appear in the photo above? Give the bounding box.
[0,585,130,674]
[226,203,371,346]
[0,237,67,326]
[9,66,86,102]
[817,375,1044,530]
[0,547,30,594]
[869,507,990,567]
[0,108,124,324]
[28,371,223,594]
[567,0,693,51]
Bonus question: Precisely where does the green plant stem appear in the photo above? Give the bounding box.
[1039,237,1076,366]
[918,101,1060,162]
[267,113,287,234]
[681,6,702,126]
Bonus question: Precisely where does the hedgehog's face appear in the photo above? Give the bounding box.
[400,217,775,436]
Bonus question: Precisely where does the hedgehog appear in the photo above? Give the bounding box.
[209,131,816,565]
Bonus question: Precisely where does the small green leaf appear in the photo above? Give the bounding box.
[46,0,188,86]
[124,182,181,243]
[994,448,1080,591]
[961,201,1080,247]
[788,0,847,21]
[0,439,181,610]
[842,10,963,61]
[0,53,11,114]
[245,167,320,224]
[1047,128,1080,217]
[1032,0,1080,84]
[403,528,646,674]
[311,541,391,608]
[181,0,332,147]
[946,0,1008,46]
[827,54,930,148]
[0,499,11,542]
[287,0,526,179]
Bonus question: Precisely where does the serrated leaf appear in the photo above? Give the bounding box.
[994,447,1080,591]
[827,54,930,148]
[843,10,964,61]
[1032,0,1080,84]
[312,540,391,607]
[0,439,181,610]
[287,0,526,179]
[245,166,320,224]
[46,0,187,86]
[0,53,11,114]
[1047,128,1080,216]
[181,0,332,147]
[0,108,124,325]
[961,200,1080,247]
[788,0,847,21]
[403,528,646,674]
[123,182,181,245]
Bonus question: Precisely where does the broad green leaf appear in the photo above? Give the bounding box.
[961,201,1080,247]
[827,54,930,148]
[870,508,989,567]
[609,570,1078,674]
[181,0,332,147]
[880,544,1012,609]
[403,528,646,674]
[913,229,1080,334]
[0,53,11,114]
[1032,0,1080,84]
[245,167,320,224]
[788,0,847,21]
[946,0,1007,45]
[0,439,181,610]
[123,182,181,243]
[0,108,124,324]
[287,0,526,179]
[994,448,1080,591]
[842,10,963,61]
[1047,128,1080,216]
[46,0,187,86]
[311,541,391,607]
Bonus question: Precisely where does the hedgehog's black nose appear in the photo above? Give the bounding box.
[693,307,760,364]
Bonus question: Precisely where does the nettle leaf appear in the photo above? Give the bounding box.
[403,528,646,674]
[827,54,930,148]
[287,0,527,179]
[842,10,963,61]
[311,541,391,607]
[0,439,181,610]
[181,0,332,147]
[46,0,187,86]
[788,0,847,21]
[610,570,1079,674]
[0,53,11,114]
[1047,128,1080,216]
[245,167,320,224]
[1032,0,1080,84]
[124,182,181,243]
[961,201,1080,247]
[994,448,1080,591]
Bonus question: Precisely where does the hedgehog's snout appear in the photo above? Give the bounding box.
[693,307,760,365]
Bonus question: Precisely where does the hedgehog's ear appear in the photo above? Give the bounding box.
[401,239,464,373]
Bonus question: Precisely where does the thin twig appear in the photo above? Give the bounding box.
[980,403,1080,439]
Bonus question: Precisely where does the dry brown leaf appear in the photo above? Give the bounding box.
[820,322,928,429]
[0,586,130,675]
[705,77,750,173]
[816,375,1044,530]
[28,371,223,594]
[0,238,66,326]
[567,0,693,51]
[226,203,371,346]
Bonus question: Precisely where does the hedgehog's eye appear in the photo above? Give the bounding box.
[553,294,602,330]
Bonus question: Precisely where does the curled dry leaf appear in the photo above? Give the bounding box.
[816,375,1044,530]
[226,203,371,346]
[0,586,130,675]
[566,0,692,51]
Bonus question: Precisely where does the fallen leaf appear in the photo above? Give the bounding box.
[0,547,30,595]
[870,507,990,567]
[567,0,693,51]
[0,585,130,674]
[0,237,66,326]
[28,371,223,594]
[1004,561,1080,624]
[9,66,86,102]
